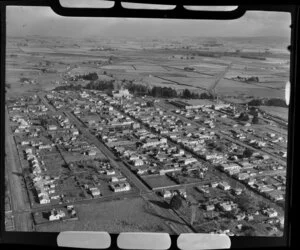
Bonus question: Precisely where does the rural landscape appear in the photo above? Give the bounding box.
[5,10,290,237]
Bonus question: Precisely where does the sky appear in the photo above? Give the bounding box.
[6,2,291,39]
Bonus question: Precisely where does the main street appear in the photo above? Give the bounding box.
[64,110,150,193]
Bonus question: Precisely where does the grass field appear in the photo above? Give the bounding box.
[35,197,174,233]
[142,175,178,189]
[260,106,289,121]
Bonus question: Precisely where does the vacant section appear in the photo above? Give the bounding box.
[36,197,174,233]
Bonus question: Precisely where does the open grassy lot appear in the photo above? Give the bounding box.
[142,175,177,189]
[35,197,174,233]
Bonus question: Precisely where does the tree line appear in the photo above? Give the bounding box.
[248,98,287,108]
[126,82,213,99]
[55,72,214,100]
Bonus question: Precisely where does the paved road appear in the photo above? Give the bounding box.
[5,106,32,231]
[38,93,56,112]
[63,110,150,193]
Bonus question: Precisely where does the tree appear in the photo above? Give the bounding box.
[252,116,259,124]
[199,92,213,99]
[235,193,257,213]
[182,89,192,99]
[241,225,256,236]
[216,143,226,152]
[257,200,269,210]
[265,98,287,107]
[82,72,98,81]
[238,112,249,121]
[243,148,254,158]
[146,101,154,107]
[170,194,182,210]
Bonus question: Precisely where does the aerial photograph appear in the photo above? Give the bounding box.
[5,4,290,237]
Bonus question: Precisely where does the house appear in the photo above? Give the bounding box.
[133,159,144,167]
[39,195,50,204]
[50,195,60,200]
[210,182,218,188]
[182,157,198,166]
[21,141,30,146]
[106,169,115,175]
[49,209,65,221]
[245,214,254,221]
[89,187,101,197]
[48,125,57,131]
[25,148,33,154]
[87,150,97,156]
[218,182,231,191]
[70,209,77,218]
[48,189,55,194]
[266,191,284,202]
[71,129,79,136]
[111,176,119,183]
[238,161,253,169]
[219,163,241,175]
[161,190,172,198]
[177,189,187,199]
[232,188,243,196]
[110,182,131,192]
[142,138,167,148]
[204,204,215,211]
[233,172,250,181]
[66,205,74,211]
[246,178,256,186]
[136,167,148,175]
[159,166,181,175]
[113,89,132,99]
[197,186,210,194]
[262,208,278,218]
[235,213,246,221]
[217,202,233,212]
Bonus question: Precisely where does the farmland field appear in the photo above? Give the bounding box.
[260,106,289,121]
